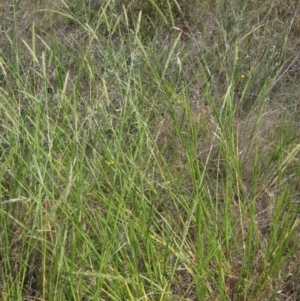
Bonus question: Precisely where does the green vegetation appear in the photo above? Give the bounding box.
[1,0,300,300]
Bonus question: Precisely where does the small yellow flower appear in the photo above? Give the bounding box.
[241,74,245,79]
[275,62,279,66]
[107,160,115,166]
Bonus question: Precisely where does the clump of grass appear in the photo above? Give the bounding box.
[0,0,300,300]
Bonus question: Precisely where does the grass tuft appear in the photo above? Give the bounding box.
[1,0,300,300]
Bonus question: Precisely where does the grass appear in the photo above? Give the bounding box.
[0,0,300,300]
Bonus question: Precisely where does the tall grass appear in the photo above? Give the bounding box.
[0,0,300,300]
